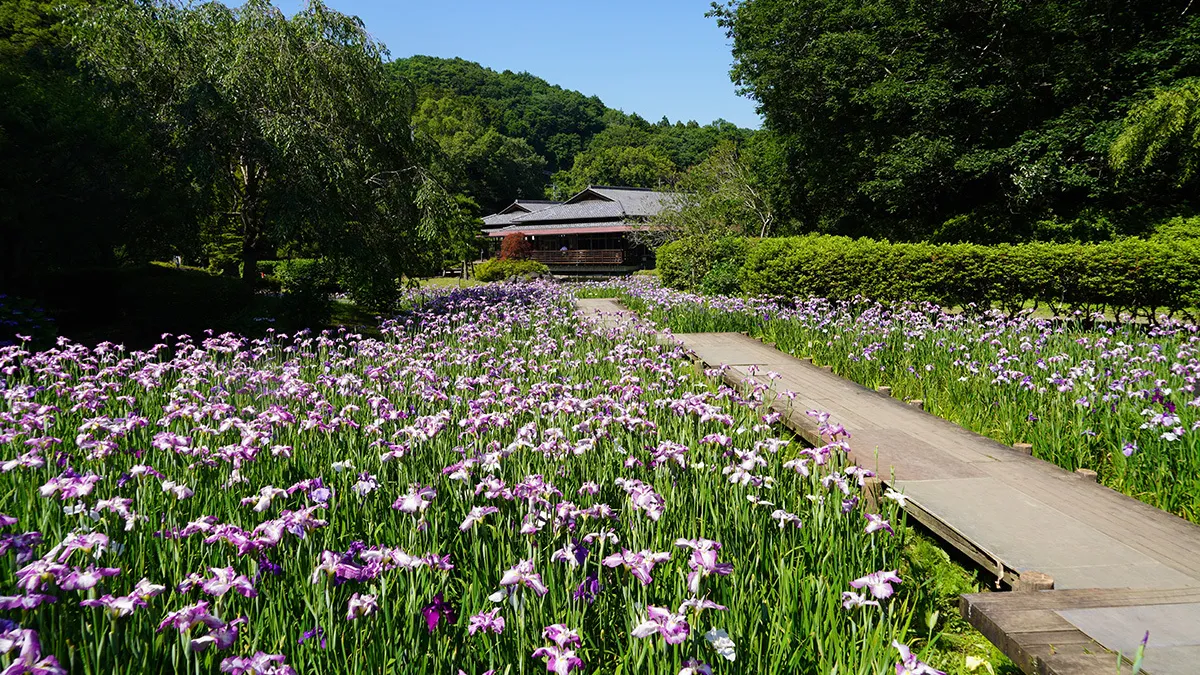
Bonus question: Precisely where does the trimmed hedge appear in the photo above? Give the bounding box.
[474,258,550,282]
[660,234,1200,317]
[657,237,759,293]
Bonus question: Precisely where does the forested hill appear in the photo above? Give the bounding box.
[388,56,754,211]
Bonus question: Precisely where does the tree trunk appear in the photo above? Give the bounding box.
[241,234,259,286]
[239,158,263,286]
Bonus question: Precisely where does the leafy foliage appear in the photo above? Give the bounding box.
[550,146,678,197]
[412,94,547,214]
[1112,78,1200,183]
[391,56,608,172]
[391,55,757,206]
[712,0,1200,241]
[499,232,532,260]
[472,258,549,281]
[0,0,194,289]
[72,0,467,308]
[656,237,758,293]
[638,137,785,249]
[660,234,1200,318]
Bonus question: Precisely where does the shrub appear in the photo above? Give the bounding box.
[474,258,549,282]
[499,233,531,260]
[1151,216,1200,241]
[656,234,1200,318]
[700,258,743,295]
[275,258,334,324]
[256,260,282,277]
[656,236,758,293]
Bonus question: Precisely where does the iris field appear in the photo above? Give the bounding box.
[579,277,1200,524]
[0,284,958,674]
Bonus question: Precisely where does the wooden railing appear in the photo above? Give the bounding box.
[528,249,625,265]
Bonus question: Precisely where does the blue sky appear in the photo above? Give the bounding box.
[271,0,762,129]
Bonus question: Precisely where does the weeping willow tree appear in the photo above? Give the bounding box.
[1111,79,1200,184]
[72,0,471,307]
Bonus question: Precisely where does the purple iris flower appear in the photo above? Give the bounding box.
[542,624,581,648]
[533,624,584,675]
[255,554,283,581]
[297,626,326,649]
[467,608,505,636]
[420,593,456,633]
[893,640,946,675]
[864,513,895,536]
[631,606,690,645]
[0,628,66,675]
[346,593,378,621]
[531,646,583,675]
[219,652,295,675]
[0,594,56,610]
[499,559,549,596]
[601,549,671,586]
[685,549,732,595]
[850,570,903,600]
[156,601,225,634]
[59,566,121,592]
[572,574,601,604]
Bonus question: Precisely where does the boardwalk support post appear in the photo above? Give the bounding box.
[1013,571,1055,591]
[1075,468,1098,481]
[1013,443,1033,455]
[908,399,925,411]
[877,386,892,396]
[862,476,883,511]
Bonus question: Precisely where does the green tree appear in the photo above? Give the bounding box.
[1,0,193,288]
[638,138,780,248]
[74,0,460,304]
[1112,79,1200,184]
[550,146,677,197]
[413,95,547,213]
[389,55,760,185]
[389,56,608,172]
[711,0,1200,242]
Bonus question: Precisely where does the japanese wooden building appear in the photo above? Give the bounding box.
[483,186,672,273]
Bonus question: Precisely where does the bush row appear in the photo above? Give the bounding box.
[657,237,759,295]
[658,235,1200,317]
[473,258,550,282]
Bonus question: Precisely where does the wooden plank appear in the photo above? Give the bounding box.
[1040,653,1129,675]
[904,493,1016,586]
[963,588,1200,613]
[984,609,1079,633]
[961,593,1125,675]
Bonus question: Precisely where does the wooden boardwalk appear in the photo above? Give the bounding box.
[575,299,1200,675]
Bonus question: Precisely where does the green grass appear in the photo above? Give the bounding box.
[900,533,1018,675]
[415,276,483,289]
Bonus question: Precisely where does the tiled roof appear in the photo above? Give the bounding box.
[486,219,635,236]
[482,199,562,228]
[509,186,674,224]
[580,186,672,218]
